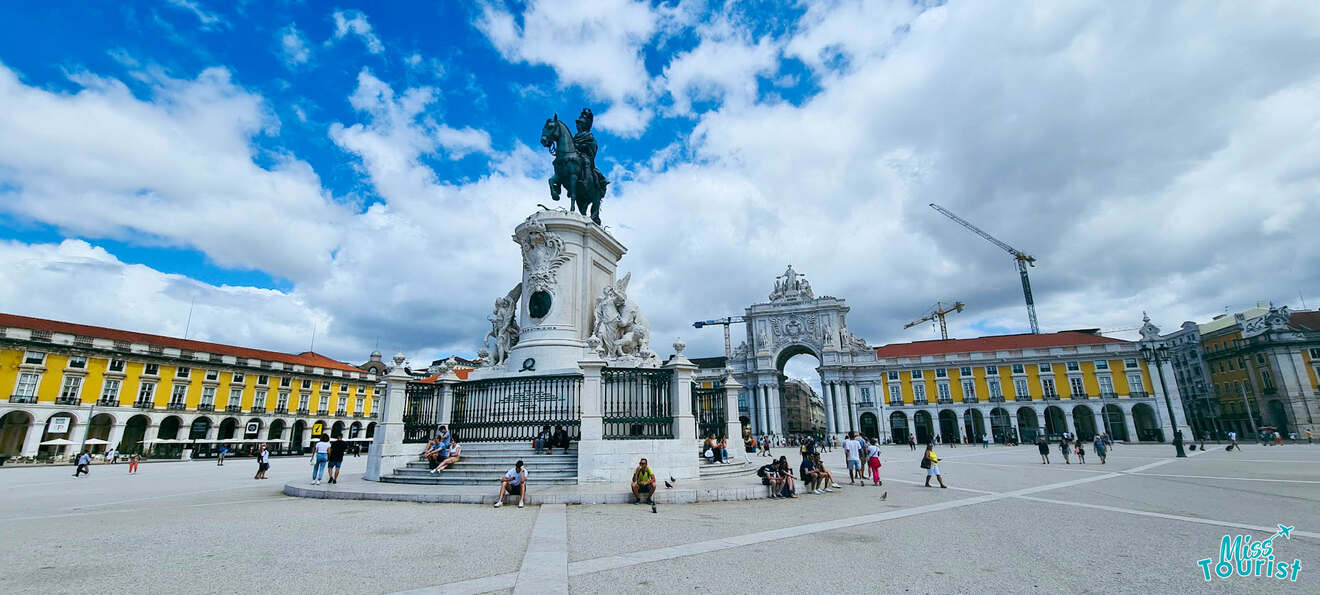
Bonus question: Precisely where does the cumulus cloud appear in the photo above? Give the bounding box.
[165,0,228,31]
[279,24,311,67]
[0,63,349,283]
[331,9,385,54]
[475,0,658,134]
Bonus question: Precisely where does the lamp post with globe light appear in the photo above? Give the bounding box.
[1140,343,1186,457]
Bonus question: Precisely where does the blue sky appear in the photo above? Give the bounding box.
[1,1,1318,385]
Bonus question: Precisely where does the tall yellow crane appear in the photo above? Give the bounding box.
[929,203,1040,334]
[904,301,966,340]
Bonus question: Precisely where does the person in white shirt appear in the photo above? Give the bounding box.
[311,434,330,485]
[842,431,863,484]
[495,460,527,508]
[431,439,462,474]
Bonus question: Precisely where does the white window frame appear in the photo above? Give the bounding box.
[887,371,899,381]
[913,383,926,401]
[23,351,46,365]
[1014,378,1029,398]
[100,378,122,402]
[176,366,190,379]
[936,382,951,401]
[144,363,160,376]
[1095,360,1109,370]
[321,381,331,391]
[319,394,330,411]
[1011,364,1025,374]
[60,375,84,399]
[169,384,188,406]
[962,379,976,402]
[1125,358,1139,369]
[1038,363,1053,374]
[109,359,126,372]
[985,365,999,376]
[137,382,156,404]
[1069,376,1085,397]
[205,369,218,381]
[1041,377,1057,397]
[935,368,948,378]
[68,356,88,369]
[232,372,245,384]
[888,384,901,403]
[1098,375,1114,396]
[254,389,268,409]
[1127,373,1144,393]
[280,377,292,388]
[988,379,1003,400]
[227,387,243,408]
[257,374,269,386]
[200,386,216,407]
[355,396,364,412]
[302,379,312,389]
[277,391,289,410]
[15,372,41,397]
[337,395,348,411]
[1066,361,1080,372]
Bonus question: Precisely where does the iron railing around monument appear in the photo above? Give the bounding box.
[692,384,726,439]
[603,368,673,439]
[403,382,440,444]
[450,374,582,442]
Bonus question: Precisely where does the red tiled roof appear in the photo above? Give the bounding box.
[873,331,1129,358]
[1290,311,1320,331]
[0,312,364,374]
[416,368,473,383]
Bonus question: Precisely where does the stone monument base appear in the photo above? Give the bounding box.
[575,438,700,483]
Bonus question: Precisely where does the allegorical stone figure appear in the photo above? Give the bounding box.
[540,107,609,224]
[486,283,522,366]
[592,273,651,358]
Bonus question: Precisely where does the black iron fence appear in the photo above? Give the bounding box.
[403,382,440,444]
[450,374,582,442]
[603,368,673,439]
[692,384,725,439]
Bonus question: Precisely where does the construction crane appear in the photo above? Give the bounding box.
[904,301,966,340]
[929,203,1040,334]
[692,316,747,359]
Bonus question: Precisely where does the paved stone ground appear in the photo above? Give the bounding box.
[2,444,1317,594]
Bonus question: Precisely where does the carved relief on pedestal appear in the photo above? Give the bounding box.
[514,216,572,297]
[768,314,820,350]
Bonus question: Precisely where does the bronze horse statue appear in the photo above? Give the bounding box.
[540,115,606,224]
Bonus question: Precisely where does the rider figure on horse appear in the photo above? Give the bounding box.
[573,108,606,196]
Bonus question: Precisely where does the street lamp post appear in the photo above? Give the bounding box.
[1141,344,1186,458]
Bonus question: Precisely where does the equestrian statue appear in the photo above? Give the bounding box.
[540,108,608,224]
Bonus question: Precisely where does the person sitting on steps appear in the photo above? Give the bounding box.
[494,460,528,508]
[631,458,656,505]
[430,438,462,474]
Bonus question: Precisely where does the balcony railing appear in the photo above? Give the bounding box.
[315,409,326,416]
[166,402,186,411]
[251,406,266,414]
[97,397,120,407]
[936,397,953,405]
[1130,391,1149,398]
[296,407,310,415]
[1014,395,1032,402]
[134,400,154,409]
[988,396,1005,403]
[889,399,904,406]
[369,412,378,419]
[274,407,288,415]
[55,396,82,405]
[9,395,38,404]
[225,404,242,413]
[197,403,214,412]
[1042,393,1060,401]
[1100,392,1117,399]
[1070,393,1091,400]
[335,409,347,417]
[858,400,876,408]
[913,398,929,405]
[352,412,364,418]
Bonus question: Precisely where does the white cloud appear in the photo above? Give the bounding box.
[331,9,384,55]
[279,24,311,67]
[0,63,349,282]
[165,0,228,31]
[659,20,780,116]
[474,0,658,134]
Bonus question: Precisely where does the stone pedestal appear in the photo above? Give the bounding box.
[475,210,628,378]
[364,355,415,481]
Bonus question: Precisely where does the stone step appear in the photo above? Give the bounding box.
[403,461,579,472]
[698,461,757,478]
[390,470,579,482]
[449,442,578,452]
[380,475,579,486]
[414,453,578,462]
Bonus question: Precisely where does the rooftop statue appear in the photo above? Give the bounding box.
[540,108,609,224]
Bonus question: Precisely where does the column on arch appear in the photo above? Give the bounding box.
[821,376,836,436]
[759,384,771,435]
[768,382,783,434]
[1121,403,1137,442]
[20,415,46,457]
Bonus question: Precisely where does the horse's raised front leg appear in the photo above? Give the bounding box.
[566,172,585,216]
[548,175,561,201]
[589,195,601,225]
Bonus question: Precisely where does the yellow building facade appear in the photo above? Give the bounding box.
[0,313,381,459]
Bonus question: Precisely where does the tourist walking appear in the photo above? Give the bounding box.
[982,433,990,448]
[494,460,528,508]
[128,453,139,474]
[1037,436,1050,464]
[254,444,270,479]
[908,434,916,451]
[327,435,348,484]
[310,434,330,485]
[73,450,91,477]
[1227,431,1239,451]
[107,447,119,464]
[1075,440,1086,464]
[843,431,863,484]
[866,438,882,486]
[1093,435,1107,464]
[1059,437,1071,464]
[217,445,227,466]
[922,443,946,488]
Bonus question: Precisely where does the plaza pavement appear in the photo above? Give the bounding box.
[1,443,1317,594]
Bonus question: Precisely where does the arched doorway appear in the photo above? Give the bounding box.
[158,416,182,440]
[349,421,363,439]
[40,413,76,457]
[1132,403,1160,441]
[121,414,150,454]
[889,411,908,444]
[1267,401,1290,436]
[1016,407,1040,442]
[0,411,33,456]
[1101,404,1127,441]
[913,410,933,445]
[777,345,824,436]
[219,417,239,440]
[937,410,960,444]
[268,419,285,440]
[989,407,1012,443]
[365,422,376,438]
[189,417,212,440]
[87,413,114,453]
[1072,405,1097,441]
[858,412,878,440]
[1043,406,1067,438]
[964,409,986,443]
[291,420,307,453]
[331,420,345,438]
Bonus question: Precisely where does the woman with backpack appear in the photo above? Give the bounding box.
[922,443,947,488]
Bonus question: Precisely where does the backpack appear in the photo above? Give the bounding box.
[756,464,773,478]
